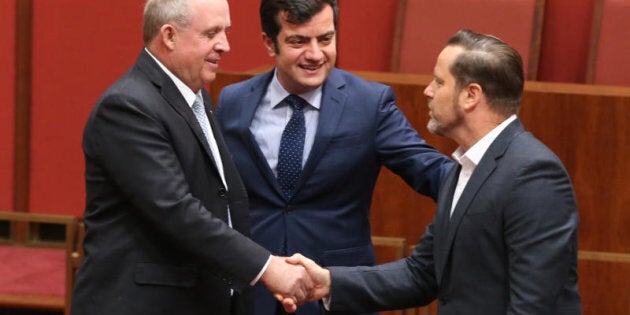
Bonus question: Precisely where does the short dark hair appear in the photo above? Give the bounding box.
[447,29,524,116]
[260,0,339,51]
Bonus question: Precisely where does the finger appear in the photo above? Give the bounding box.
[293,287,305,303]
[276,292,297,304]
[281,297,297,313]
[285,253,304,264]
[292,254,317,271]
[301,266,314,288]
[273,293,285,302]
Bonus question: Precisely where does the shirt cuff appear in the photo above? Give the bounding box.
[250,255,272,286]
[322,296,332,311]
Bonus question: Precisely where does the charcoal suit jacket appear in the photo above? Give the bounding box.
[71,50,270,315]
[327,119,582,315]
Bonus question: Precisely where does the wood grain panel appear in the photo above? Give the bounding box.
[518,83,630,253]
[578,257,630,314]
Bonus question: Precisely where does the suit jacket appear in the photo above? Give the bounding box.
[71,50,270,315]
[217,68,453,315]
[328,119,582,315]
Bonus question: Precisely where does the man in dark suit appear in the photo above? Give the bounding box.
[284,29,582,315]
[70,0,313,314]
[216,0,453,314]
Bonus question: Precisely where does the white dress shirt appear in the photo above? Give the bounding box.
[450,114,517,217]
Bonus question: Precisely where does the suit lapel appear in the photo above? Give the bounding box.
[236,72,288,197]
[297,70,347,191]
[137,50,223,180]
[205,91,251,232]
[204,91,233,186]
[433,164,460,285]
[235,69,348,200]
[435,119,525,282]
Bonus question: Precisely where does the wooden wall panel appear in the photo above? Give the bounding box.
[0,0,16,211]
[519,82,630,253]
[578,256,630,314]
[355,72,455,243]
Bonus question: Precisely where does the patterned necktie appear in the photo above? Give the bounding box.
[192,98,212,146]
[277,94,306,198]
[192,97,231,227]
[192,97,226,186]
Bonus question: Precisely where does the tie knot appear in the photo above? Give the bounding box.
[192,98,203,110]
[284,94,306,111]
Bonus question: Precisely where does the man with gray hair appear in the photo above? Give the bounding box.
[71,1,312,314]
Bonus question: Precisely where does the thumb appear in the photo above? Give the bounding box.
[285,253,306,265]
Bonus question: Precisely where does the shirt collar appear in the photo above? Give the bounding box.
[145,48,201,107]
[452,114,517,167]
[269,68,322,110]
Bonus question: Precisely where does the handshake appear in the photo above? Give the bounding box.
[260,254,331,313]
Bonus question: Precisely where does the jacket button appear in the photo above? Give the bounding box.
[217,187,227,197]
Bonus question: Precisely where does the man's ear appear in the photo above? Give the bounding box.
[461,83,483,112]
[262,33,277,57]
[160,24,177,50]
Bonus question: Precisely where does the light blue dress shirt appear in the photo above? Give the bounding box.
[250,70,322,176]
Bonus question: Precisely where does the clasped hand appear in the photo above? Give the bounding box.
[260,254,331,313]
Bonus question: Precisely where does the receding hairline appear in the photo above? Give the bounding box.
[143,0,193,44]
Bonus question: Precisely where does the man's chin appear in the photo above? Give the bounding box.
[427,121,443,136]
[301,75,327,87]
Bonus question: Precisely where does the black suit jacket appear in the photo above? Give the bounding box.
[328,120,582,315]
[71,50,270,315]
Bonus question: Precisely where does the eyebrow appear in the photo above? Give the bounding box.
[318,31,335,38]
[285,30,336,41]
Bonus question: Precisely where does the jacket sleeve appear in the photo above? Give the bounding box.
[503,152,579,314]
[328,223,439,312]
[374,86,454,200]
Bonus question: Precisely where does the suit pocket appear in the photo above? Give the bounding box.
[321,244,376,267]
[327,134,362,150]
[134,262,198,287]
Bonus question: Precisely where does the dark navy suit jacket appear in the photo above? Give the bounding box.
[327,120,582,315]
[217,68,453,315]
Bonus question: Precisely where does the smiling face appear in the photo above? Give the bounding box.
[424,45,466,137]
[169,0,231,92]
[263,4,336,95]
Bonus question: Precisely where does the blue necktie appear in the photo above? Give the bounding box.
[277,94,306,198]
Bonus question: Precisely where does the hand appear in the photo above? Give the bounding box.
[277,253,332,312]
[260,255,313,312]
